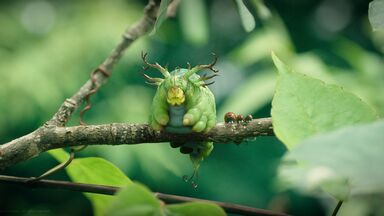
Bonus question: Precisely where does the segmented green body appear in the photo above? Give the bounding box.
[142,53,218,187]
[150,69,216,164]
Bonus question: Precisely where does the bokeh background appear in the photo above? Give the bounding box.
[0,0,383,215]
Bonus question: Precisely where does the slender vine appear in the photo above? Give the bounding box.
[331,200,343,216]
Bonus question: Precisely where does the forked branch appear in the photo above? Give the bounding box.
[45,0,161,127]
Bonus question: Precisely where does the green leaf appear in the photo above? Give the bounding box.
[251,0,271,20]
[106,183,226,216]
[49,149,132,216]
[151,0,171,35]
[235,0,256,32]
[105,183,163,216]
[271,54,377,149]
[271,52,289,74]
[369,0,384,31]
[279,163,351,200]
[179,0,209,45]
[230,18,293,66]
[166,202,226,216]
[279,120,384,200]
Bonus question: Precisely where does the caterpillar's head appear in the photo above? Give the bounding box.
[164,74,187,106]
[141,52,218,106]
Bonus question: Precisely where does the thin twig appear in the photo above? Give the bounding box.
[0,118,273,169]
[331,200,343,216]
[167,0,181,17]
[0,0,161,173]
[155,193,290,216]
[45,0,161,127]
[0,175,290,216]
[0,2,282,216]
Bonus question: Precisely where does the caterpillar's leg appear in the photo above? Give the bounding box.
[205,113,216,132]
[150,87,169,130]
[192,115,207,132]
[153,107,169,126]
[183,107,202,126]
[150,114,164,131]
[184,91,216,132]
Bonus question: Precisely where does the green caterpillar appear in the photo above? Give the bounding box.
[142,53,218,187]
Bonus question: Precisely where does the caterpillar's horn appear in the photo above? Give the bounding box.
[198,73,219,82]
[142,73,163,83]
[141,51,170,77]
[202,81,215,87]
[184,53,219,79]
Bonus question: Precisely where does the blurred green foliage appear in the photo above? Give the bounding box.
[280,120,384,200]
[0,0,383,215]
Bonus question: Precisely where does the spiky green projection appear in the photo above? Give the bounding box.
[142,53,218,186]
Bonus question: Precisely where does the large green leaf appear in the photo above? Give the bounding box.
[235,0,256,32]
[166,202,226,216]
[105,183,164,216]
[279,120,384,200]
[49,149,132,216]
[271,53,377,149]
[369,0,384,31]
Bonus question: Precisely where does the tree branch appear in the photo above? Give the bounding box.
[0,174,289,216]
[0,0,162,169]
[45,0,160,127]
[0,2,280,216]
[0,118,273,170]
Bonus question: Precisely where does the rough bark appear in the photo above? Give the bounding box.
[0,118,273,169]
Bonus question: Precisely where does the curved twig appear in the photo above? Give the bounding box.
[45,0,161,127]
[0,174,290,216]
